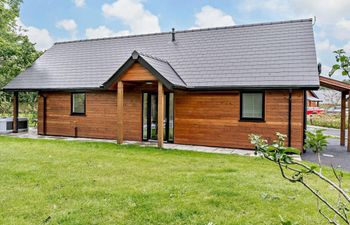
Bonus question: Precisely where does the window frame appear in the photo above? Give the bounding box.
[240,91,265,122]
[71,92,86,116]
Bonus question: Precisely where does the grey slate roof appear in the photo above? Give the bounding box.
[4,18,319,91]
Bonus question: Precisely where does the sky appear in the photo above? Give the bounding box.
[17,0,350,80]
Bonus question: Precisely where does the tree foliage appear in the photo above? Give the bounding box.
[0,0,41,115]
[304,129,330,174]
[329,49,350,78]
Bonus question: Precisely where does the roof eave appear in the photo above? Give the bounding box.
[2,87,104,92]
[2,84,320,92]
[183,85,320,91]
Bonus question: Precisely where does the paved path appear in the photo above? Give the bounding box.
[308,125,347,138]
[2,128,260,157]
[302,125,350,171]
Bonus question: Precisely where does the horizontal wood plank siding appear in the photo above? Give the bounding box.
[174,90,304,149]
[121,63,156,81]
[38,90,142,141]
[38,88,304,150]
[124,88,142,141]
[291,90,305,149]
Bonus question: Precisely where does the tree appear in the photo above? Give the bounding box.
[322,88,341,108]
[0,0,41,115]
[304,129,330,174]
[329,49,350,78]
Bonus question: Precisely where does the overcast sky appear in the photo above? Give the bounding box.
[18,0,350,80]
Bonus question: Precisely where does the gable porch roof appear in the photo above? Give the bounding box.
[103,51,186,90]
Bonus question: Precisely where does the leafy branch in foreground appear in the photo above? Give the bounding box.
[250,133,350,225]
[329,49,350,78]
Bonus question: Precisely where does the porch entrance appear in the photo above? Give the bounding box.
[142,92,174,142]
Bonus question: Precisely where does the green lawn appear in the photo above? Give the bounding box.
[0,136,347,224]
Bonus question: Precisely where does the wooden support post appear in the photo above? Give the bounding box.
[157,81,164,148]
[348,91,350,152]
[341,91,346,146]
[12,91,18,133]
[117,81,124,144]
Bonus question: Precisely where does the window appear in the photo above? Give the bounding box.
[240,92,264,120]
[71,93,86,115]
[142,92,174,142]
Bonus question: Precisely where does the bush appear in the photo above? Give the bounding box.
[307,113,346,129]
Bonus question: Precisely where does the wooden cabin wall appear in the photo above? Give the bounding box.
[37,90,142,141]
[174,90,305,150]
[38,89,305,150]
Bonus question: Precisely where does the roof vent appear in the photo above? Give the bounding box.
[172,28,175,42]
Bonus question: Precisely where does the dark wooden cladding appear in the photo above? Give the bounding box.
[174,90,304,150]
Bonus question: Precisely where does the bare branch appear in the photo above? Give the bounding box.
[317,196,341,225]
[278,161,349,224]
[293,161,350,203]
[319,208,340,225]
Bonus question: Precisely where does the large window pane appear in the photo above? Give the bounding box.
[142,92,174,142]
[168,93,174,141]
[150,94,157,140]
[72,93,85,114]
[164,95,167,141]
[142,93,148,140]
[241,93,263,119]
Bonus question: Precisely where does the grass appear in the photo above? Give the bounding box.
[0,136,348,224]
[307,113,346,129]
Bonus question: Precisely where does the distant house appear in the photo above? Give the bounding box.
[3,19,319,150]
[307,90,322,107]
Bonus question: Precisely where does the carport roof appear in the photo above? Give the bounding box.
[320,76,350,92]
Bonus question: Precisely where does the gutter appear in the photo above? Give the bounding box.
[183,86,319,92]
[2,87,104,92]
[2,84,320,92]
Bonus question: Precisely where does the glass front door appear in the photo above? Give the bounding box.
[142,93,174,142]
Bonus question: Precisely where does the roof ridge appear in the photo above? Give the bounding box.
[138,52,169,63]
[54,18,313,45]
[137,51,187,86]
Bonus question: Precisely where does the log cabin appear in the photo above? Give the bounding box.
[3,19,320,150]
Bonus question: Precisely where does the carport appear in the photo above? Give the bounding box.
[319,76,350,151]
